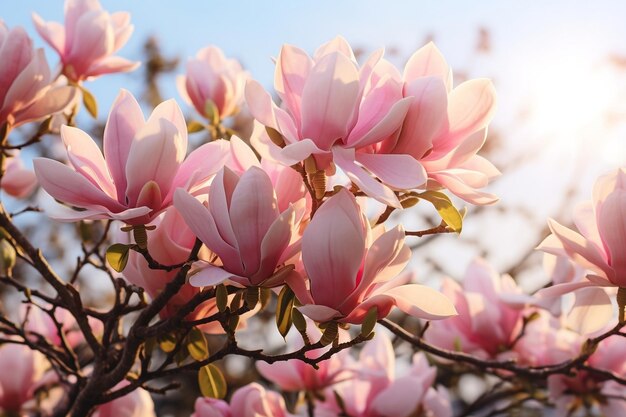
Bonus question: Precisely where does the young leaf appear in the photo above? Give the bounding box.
[276,286,295,338]
[204,99,220,126]
[215,284,228,312]
[106,244,131,272]
[245,286,260,309]
[319,321,338,346]
[80,86,98,118]
[187,328,209,361]
[198,364,227,399]
[187,120,206,133]
[417,190,463,233]
[360,306,378,337]
[158,332,178,353]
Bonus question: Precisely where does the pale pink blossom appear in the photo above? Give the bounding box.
[317,332,451,417]
[34,90,230,225]
[122,207,228,334]
[229,383,289,417]
[0,22,75,130]
[358,42,499,205]
[292,188,456,324]
[33,0,139,83]
[192,398,232,417]
[23,304,103,349]
[178,46,248,121]
[246,37,416,207]
[547,334,626,417]
[174,166,305,288]
[0,343,48,414]
[94,383,155,417]
[2,151,38,198]
[536,168,626,327]
[425,258,527,358]
[256,317,350,392]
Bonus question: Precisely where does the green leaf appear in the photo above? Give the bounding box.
[204,99,220,126]
[417,190,463,233]
[80,86,98,119]
[292,308,307,334]
[187,328,209,361]
[106,244,131,272]
[187,120,206,133]
[360,307,378,337]
[198,364,227,399]
[215,284,228,313]
[158,332,178,353]
[276,286,295,339]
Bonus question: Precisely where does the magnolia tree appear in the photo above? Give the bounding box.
[1,2,625,417]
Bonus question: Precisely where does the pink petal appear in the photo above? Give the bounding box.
[302,189,365,308]
[597,191,626,281]
[333,147,400,208]
[567,287,613,334]
[0,27,34,104]
[297,305,342,323]
[275,44,312,118]
[33,158,123,212]
[300,52,360,150]
[61,125,116,199]
[279,139,327,165]
[429,171,498,205]
[85,55,139,77]
[356,153,427,190]
[256,206,296,284]
[227,135,261,173]
[393,77,448,159]
[437,79,497,152]
[245,79,299,143]
[403,42,451,89]
[11,85,76,127]
[66,10,114,79]
[189,262,242,287]
[229,167,279,277]
[103,90,145,202]
[32,13,65,55]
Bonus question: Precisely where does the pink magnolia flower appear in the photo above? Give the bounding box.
[425,258,527,358]
[94,383,155,417]
[178,46,249,121]
[352,42,499,205]
[192,398,232,417]
[318,332,451,417]
[537,168,626,324]
[229,383,289,417]
[23,304,103,349]
[0,343,47,414]
[122,207,229,334]
[0,22,75,130]
[547,334,626,417]
[247,37,417,207]
[292,188,456,324]
[174,166,305,288]
[256,317,350,392]
[2,151,37,198]
[33,0,139,83]
[34,90,230,225]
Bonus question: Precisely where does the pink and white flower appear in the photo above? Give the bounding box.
[2,151,38,198]
[292,188,456,324]
[178,46,249,121]
[33,0,139,82]
[34,90,230,225]
[0,22,75,130]
[174,166,305,288]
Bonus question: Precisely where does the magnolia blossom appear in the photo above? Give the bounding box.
[178,46,248,121]
[256,317,350,392]
[317,332,451,417]
[425,258,527,358]
[192,398,232,417]
[0,22,75,129]
[537,168,626,325]
[292,189,456,324]
[33,0,139,82]
[34,90,230,224]
[330,42,498,206]
[0,343,48,414]
[2,151,38,198]
[229,383,289,417]
[247,37,418,207]
[94,383,155,417]
[175,166,305,288]
[23,304,103,348]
